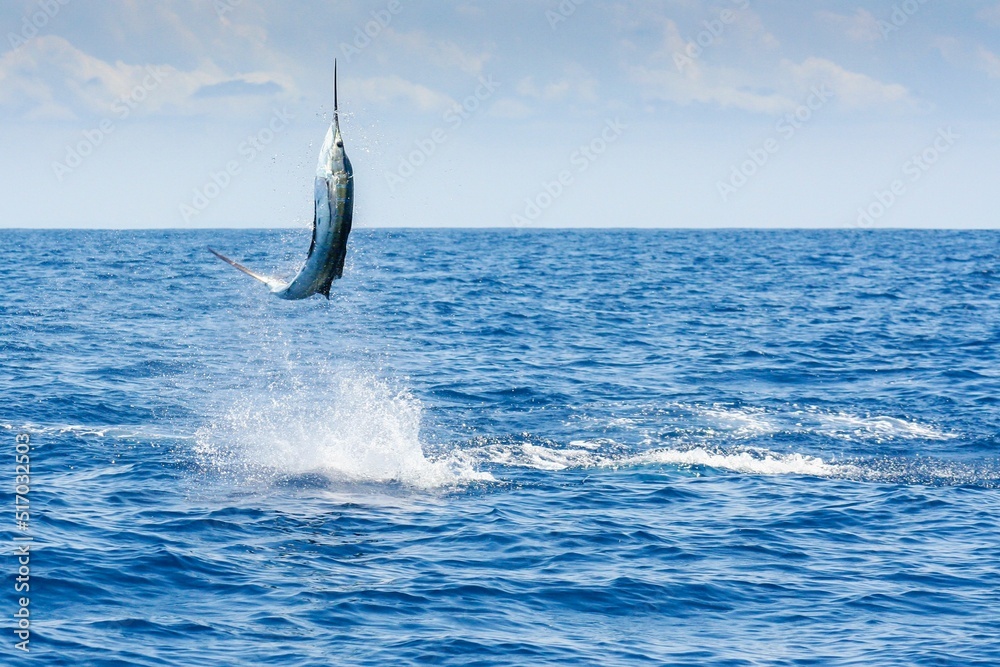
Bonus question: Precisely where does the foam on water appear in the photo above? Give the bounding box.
[633,446,855,477]
[805,410,958,442]
[693,405,780,438]
[465,437,1000,486]
[688,404,958,443]
[0,422,190,440]
[466,438,852,478]
[193,372,492,489]
[569,401,957,446]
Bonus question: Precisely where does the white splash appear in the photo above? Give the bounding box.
[194,372,492,489]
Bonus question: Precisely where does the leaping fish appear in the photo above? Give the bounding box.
[209,60,354,300]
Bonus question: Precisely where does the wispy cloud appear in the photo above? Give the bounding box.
[350,74,456,112]
[786,57,911,110]
[623,14,915,115]
[0,35,294,120]
[382,28,490,75]
[488,97,532,119]
[977,3,1000,27]
[816,9,881,43]
[516,66,598,105]
[934,35,1000,80]
[976,46,1000,78]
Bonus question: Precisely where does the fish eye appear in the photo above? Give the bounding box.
[336,140,343,147]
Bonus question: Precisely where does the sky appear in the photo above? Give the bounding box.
[1,0,998,229]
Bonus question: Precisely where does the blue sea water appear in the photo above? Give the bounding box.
[2,228,999,666]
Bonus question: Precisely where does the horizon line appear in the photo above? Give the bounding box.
[1,225,998,232]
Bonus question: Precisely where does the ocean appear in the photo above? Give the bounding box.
[2,228,998,666]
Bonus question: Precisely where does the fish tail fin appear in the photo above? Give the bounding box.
[208,247,286,291]
[318,277,333,299]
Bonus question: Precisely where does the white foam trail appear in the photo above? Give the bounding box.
[806,411,957,442]
[690,404,956,442]
[631,447,856,477]
[0,422,191,441]
[695,405,779,438]
[520,443,598,471]
[194,372,492,489]
[467,439,853,479]
[568,401,958,445]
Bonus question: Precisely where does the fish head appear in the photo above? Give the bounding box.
[317,59,352,179]
[317,120,351,178]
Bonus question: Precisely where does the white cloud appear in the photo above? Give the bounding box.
[630,54,914,114]
[976,46,1000,78]
[625,17,914,115]
[0,35,295,120]
[516,69,598,104]
[816,9,881,43]
[784,57,911,110]
[454,3,486,19]
[934,36,1000,80]
[619,16,786,112]
[629,63,793,114]
[381,28,489,75]
[977,3,1000,27]
[727,7,781,50]
[933,35,962,62]
[488,97,532,119]
[350,74,456,112]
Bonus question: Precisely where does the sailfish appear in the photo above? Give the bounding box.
[209,60,354,299]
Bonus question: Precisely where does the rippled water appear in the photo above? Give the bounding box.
[2,228,999,665]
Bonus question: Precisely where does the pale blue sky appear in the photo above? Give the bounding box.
[1,0,998,228]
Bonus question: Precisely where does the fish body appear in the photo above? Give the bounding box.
[209,61,353,300]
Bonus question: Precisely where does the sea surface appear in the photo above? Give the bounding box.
[2,228,999,666]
